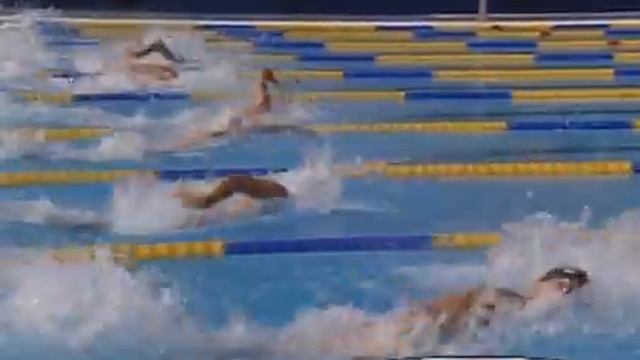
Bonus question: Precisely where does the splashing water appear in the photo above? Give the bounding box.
[0,208,640,358]
[0,199,105,229]
[274,146,343,213]
[110,178,195,235]
[0,12,55,80]
[0,143,343,234]
[485,209,640,335]
[58,131,148,161]
[182,209,640,359]
[0,255,205,358]
[68,29,246,94]
[109,148,343,234]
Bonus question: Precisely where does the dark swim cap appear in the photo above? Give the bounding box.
[539,266,590,293]
[262,68,278,83]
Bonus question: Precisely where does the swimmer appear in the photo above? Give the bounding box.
[172,174,290,222]
[127,38,185,64]
[210,68,279,135]
[47,38,183,84]
[175,68,286,149]
[263,267,589,359]
[123,38,182,84]
[391,266,590,350]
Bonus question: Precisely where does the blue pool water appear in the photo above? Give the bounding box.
[2,12,640,360]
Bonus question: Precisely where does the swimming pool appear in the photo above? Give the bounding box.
[1,12,640,360]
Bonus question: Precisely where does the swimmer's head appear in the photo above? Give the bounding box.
[261,68,278,84]
[538,266,590,295]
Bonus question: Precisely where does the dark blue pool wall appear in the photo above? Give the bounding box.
[4,0,640,15]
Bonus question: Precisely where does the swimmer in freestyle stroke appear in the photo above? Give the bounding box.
[124,38,183,83]
[396,266,590,343]
[175,68,315,149]
[172,174,290,220]
[342,266,590,358]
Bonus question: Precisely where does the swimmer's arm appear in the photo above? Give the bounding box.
[420,289,479,334]
[172,129,227,150]
[174,132,211,150]
[173,188,212,209]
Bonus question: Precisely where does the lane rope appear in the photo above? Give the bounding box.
[0,160,635,187]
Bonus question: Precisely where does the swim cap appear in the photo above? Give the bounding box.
[539,266,590,293]
[262,68,278,83]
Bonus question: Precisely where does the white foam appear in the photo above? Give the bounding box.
[208,209,640,358]
[485,209,640,334]
[0,13,54,80]
[67,29,246,94]
[55,131,148,161]
[275,146,343,213]
[0,255,200,352]
[110,178,196,235]
[0,199,106,228]
[4,208,640,357]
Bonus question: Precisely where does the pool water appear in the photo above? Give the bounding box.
[0,11,638,360]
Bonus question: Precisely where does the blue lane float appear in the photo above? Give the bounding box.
[255,40,326,50]
[403,89,512,100]
[536,52,614,62]
[155,167,289,181]
[298,54,376,62]
[343,69,433,79]
[463,39,538,50]
[607,28,640,37]
[225,234,434,255]
[507,119,634,131]
[615,67,640,77]
[413,29,476,39]
[45,39,100,46]
[73,91,192,102]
